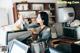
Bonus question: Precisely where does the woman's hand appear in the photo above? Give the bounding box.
[29,28,37,34]
[29,28,38,40]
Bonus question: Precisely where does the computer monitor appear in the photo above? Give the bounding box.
[9,39,29,53]
[7,30,32,45]
[7,30,31,41]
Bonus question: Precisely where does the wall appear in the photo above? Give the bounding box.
[0,8,9,27]
[0,0,14,25]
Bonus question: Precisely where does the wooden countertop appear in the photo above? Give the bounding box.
[49,38,78,47]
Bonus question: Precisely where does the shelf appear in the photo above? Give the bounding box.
[17,10,36,12]
[17,9,55,12]
[13,2,56,22]
[50,8,55,10]
[50,16,55,17]
[16,2,54,4]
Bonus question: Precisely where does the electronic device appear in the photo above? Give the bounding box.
[7,30,31,44]
[57,7,75,24]
[7,30,31,41]
[0,30,31,46]
[9,39,29,53]
[63,27,80,40]
[56,7,80,40]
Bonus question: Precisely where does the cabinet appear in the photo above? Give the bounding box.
[13,2,56,25]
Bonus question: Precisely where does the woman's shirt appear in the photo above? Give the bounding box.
[38,26,52,42]
[23,22,51,42]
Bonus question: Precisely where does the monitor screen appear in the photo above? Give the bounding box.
[11,43,26,53]
[9,39,29,53]
[63,27,77,39]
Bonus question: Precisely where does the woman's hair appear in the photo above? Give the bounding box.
[40,12,49,26]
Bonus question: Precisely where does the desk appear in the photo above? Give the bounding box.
[49,38,80,53]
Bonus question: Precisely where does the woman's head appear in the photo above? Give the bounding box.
[36,12,49,26]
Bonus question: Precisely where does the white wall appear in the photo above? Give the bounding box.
[0,8,9,27]
[0,0,14,25]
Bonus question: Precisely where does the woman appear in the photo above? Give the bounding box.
[30,12,52,53]
[36,12,51,42]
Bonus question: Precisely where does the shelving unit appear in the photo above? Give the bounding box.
[13,2,56,24]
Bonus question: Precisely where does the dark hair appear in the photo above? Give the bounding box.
[40,12,49,26]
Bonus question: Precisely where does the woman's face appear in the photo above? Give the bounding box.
[36,17,43,25]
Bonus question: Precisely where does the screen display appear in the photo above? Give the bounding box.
[11,44,26,53]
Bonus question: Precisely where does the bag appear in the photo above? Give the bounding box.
[31,41,45,53]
